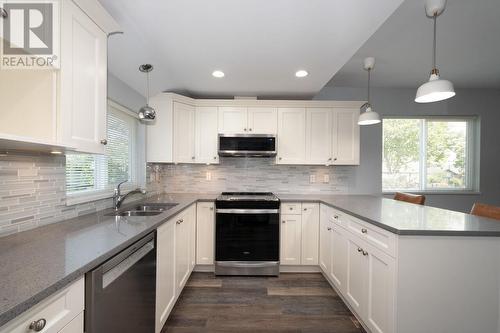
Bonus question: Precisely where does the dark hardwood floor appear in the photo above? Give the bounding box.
[161,272,365,333]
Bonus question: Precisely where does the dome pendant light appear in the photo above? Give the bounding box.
[138,64,156,122]
[358,57,381,126]
[415,0,455,103]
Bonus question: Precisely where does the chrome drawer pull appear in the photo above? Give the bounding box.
[357,247,363,252]
[29,318,46,332]
[361,228,368,234]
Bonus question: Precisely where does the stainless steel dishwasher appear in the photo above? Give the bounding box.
[85,232,156,333]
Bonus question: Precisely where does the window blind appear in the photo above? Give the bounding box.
[66,104,137,195]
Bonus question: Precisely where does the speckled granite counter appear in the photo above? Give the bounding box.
[0,193,216,327]
[277,194,500,236]
[2,192,500,327]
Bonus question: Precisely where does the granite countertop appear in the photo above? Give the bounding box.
[278,194,500,236]
[2,192,500,327]
[0,193,217,327]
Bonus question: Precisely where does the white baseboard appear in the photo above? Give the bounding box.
[194,264,215,272]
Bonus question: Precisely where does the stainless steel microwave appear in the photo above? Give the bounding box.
[218,134,276,157]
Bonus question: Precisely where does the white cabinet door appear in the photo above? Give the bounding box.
[156,220,176,333]
[366,245,396,333]
[306,108,333,165]
[247,107,277,134]
[346,237,368,316]
[280,215,302,265]
[173,102,196,163]
[175,211,190,294]
[58,312,83,333]
[319,205,332,274]
[330,225,348,293]
[218,107,248,133]
[187,205,197,270]
[195,107,219,164]
[301,204,319,265]
[60,0,107,154]
[196,202,215,265]
[147,94,174,163]
[277,108,306,164]
[332,108,360,165]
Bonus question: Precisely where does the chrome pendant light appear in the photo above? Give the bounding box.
[358,57,381,126]
[138,64,156,122]
[415,0,455,103]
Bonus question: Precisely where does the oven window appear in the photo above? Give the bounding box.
[219,136,275,151]
[216,213,279,261]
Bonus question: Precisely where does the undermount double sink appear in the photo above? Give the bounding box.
[106,203,179,217]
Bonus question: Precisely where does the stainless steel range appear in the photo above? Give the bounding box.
[215,192,280,276]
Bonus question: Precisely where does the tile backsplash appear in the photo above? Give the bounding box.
[147,157,354,195]
[0,152,113,237]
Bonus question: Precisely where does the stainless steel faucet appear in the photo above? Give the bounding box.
[113,180,146,210]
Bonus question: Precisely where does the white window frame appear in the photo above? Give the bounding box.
[382,116,480,195]
[66,100,142,205]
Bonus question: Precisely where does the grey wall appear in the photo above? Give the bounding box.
[108,73,146,112]
[314,86,500,212]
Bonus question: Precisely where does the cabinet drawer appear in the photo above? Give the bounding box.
[281,203,302,215]
[329,208,348,228]
[0,277,84,333]
[346,216,396,257]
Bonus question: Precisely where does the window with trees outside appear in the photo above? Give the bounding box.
[66,102,138,200]
[382,117,479,192]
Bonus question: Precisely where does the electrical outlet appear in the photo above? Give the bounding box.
[206,171,212,181]
[310,174,316,183]
[323,174,330,183]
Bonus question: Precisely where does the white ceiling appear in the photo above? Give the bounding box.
[99,0,404,99]
[327,0,500,89]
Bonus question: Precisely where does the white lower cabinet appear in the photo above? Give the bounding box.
[280,214,302,265]
[0,278,84,333]
[301,204,319,265]
[320,204,395,333]
[196,202,215,265]
[174,206,196,293]
[156,219,176,333]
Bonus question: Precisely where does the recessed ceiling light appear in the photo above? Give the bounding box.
[212,70,225,78]
[295,70,308,78]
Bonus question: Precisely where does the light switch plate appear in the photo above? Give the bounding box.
[323,174,330,183]
[206,172,212,181]
[310,174,316,183]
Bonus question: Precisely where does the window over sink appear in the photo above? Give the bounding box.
[65,101,140,204]
[382,117,479,193]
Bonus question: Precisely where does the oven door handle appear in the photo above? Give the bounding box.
[216,209,279,214]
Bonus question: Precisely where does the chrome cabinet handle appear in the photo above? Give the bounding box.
[303,208,307,211]
[213,156,217,160]
[279,157,282,160]
[176,219,184,225]
[362,250,368,256]
[29,319,46,332]
[100,139,108,145]
[282,220,286,224]
[357,247,363,252]
[244,128,247,131]
[210,207,214,211]
[327,227,332,231]
[289,207,293,210]
[328,158,332,161]
[334,215,339,219]
[361,228,368,234]
[333,157,337,161]
[249,128,252,131]
[191,156,195,160]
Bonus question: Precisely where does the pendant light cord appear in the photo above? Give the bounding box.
[367,68,371,105]
[432,14,437,70]
[146,71,150,106]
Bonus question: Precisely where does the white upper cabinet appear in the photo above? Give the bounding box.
[195,107,219,164]
[332,108,360,165]
[218,107,247,133]
[306,108,333,165]
[277,108,306,164]
[247,107,277,134]
[147,94,174,163]
[59,0,107,154]
[218,107,277,134]
[173,102,196,163]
